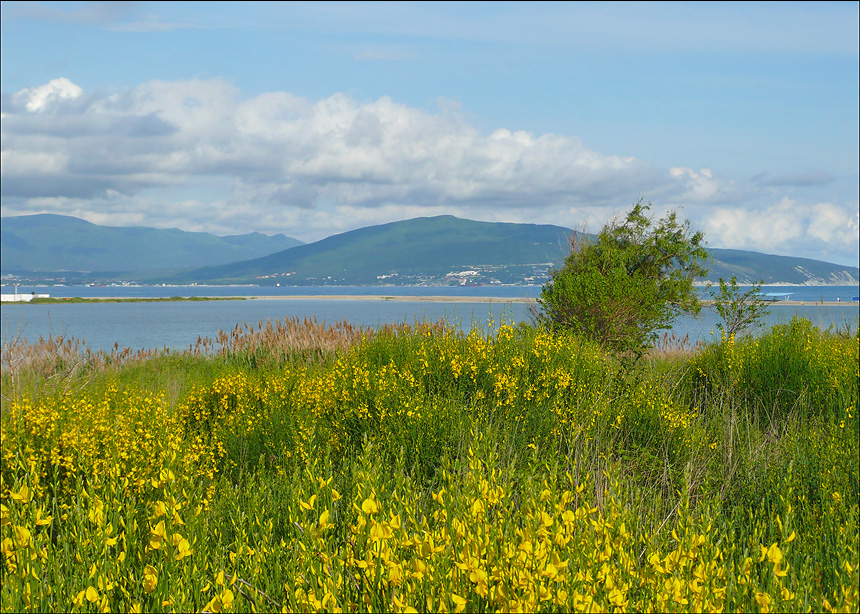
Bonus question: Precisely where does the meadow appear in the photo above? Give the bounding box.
[1,315,857,612]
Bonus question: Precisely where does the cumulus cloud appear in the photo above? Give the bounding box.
[668,167,742,204]
[12,77,83,112]
[701,197,859,265]
[2,77,857,265]
[0,77,661,207]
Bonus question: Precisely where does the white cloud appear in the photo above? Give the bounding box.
[669,167,741,204]
[700,197,859,265]
[807,202,859,244]
[1,78,660,208]
[13,77,83,112]
[2,78,857,266]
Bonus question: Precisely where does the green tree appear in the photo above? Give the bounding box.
[537,201,708,357]
[708,276,771,337]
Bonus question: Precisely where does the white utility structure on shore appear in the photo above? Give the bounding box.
[0,285,50,302]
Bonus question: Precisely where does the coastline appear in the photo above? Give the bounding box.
[3,295,857,307]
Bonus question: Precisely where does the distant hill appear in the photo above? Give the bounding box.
[176,215,859,286]
[705,248,859,286]
[175,216,575,285]
[1,214,303,273]
[2,214,856,286]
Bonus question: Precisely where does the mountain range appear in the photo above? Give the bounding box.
[1,213,857,286]
[1,214,303,274]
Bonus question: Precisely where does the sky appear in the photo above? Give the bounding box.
[1,1,858,267]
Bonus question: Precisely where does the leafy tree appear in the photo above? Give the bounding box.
[708,276,771,337]
[537,201,708,357]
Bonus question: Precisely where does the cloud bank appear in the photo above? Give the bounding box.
[2,78,857,266]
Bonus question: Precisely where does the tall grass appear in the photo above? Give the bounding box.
[1,316,857,612]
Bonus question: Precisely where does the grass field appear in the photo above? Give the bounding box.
[1,316,857,612]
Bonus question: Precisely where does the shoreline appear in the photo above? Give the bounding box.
[2,295,858,307]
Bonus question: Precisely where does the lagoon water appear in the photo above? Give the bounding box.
[2,285,858,353]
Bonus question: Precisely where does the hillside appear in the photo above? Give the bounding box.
[3,214,857,286]
[175,216,575,285]
[705,248,859,285]
[178,215,859,286]
[1,214,303,273]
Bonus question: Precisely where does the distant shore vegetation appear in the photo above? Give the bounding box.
[5,296,246,305]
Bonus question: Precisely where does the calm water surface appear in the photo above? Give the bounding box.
[2,285,858,352]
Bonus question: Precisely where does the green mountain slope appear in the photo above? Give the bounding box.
[705,248,859,285]
[3,214,856,286]
[1,214,303,273]
[178,215,859,286]
[177,216,575,284]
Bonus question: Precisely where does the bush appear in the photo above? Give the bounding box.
[537,201,707,358]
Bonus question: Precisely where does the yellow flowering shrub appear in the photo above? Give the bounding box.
[1,318,857,612]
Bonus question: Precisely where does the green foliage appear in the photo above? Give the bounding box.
[684,317,858,423]
[2,318,858,611]
[537,201,708,356]
[709,276,771,336]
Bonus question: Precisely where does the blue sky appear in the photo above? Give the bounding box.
[1,1,858,266]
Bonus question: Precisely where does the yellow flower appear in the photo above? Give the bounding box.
[451,594,467,613]
[86,586,99,603]
[142,565,157,593]
[542,563,558,580]
[174,535,193,560]
[73,590,87,607]
[362,497,379,515]
[10,484,31,504]
[0,538,14,556]
[755,591,772,613]
[471,498,485,518]
[608,587,628,608]
[149,520,167,550]
[14,525,31,548]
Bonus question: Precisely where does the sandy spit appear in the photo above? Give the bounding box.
[75,295,858,306]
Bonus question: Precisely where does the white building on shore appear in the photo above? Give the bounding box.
[0,286,49,302]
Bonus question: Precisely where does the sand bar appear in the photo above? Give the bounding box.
[31,295,858,307]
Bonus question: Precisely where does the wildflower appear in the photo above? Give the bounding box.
[173,534,194,560]
[149,520,167,550]
[10,484,31,504]
[319,509,332,529]
[142,565,157,593]
[14,525,31,548]
[86,586,99,603]
[361,497,379,515]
